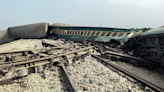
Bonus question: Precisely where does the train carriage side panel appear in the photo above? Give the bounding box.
[8,23,49,39]
[138,27,164,66]
[124,27,164,67]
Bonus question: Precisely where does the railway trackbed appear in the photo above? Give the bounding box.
[0,39,164,92]
[91,55,164,92]
[85,40,164,69]
[0,39,95,92]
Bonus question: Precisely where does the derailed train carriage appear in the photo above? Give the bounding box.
[0,23,50,45]
[50,23,137,45]
[123,27,164,67]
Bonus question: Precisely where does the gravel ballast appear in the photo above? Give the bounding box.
[0,39,155,92]
[66,56,151,92]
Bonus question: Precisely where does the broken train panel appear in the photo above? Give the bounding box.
[123,27,164,67]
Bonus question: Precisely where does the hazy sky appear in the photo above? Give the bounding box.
[0,0,164,30]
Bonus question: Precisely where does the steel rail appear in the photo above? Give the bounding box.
[58,64,77,92]
[50,49,77,92]
[0,46,93,78]
[86,40,155,67]
[0,46,93,65]
[91,54,164,92]
[104,51,153,65]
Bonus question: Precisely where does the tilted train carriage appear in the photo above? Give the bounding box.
[0,23,49,45]
[123,27,164,67]
[50,23,137,45]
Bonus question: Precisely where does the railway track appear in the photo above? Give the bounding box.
[58,64,77,92]
[0,39,164,92]
[0,40,94,77]
[85,40,162,69]
[91,55,164,92]
[0,39,95,92]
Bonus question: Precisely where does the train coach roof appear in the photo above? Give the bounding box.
[52,23,130,30]
[141,27,164,36]
[52,23,75,27]
[8,22,49,29]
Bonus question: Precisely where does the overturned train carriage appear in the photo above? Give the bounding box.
[123,27,164,67]
[0,23,49,45]
[8,23,49,39]
[50,23,137,45]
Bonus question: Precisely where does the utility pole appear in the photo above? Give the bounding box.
[100,22,101,27]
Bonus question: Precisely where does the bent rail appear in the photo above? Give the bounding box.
[91,55,164,92]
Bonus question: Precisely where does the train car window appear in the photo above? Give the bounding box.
[61,30,63,34]
[72,30,75,34]
[69,30,71,34]
[76,31,79,35]
[67,30,69,34]
[87,31,91,35]
[118,33,124,37]
[57,30,59,34]
[101,32,106,36]
[57,29,59,34]
[68,30,70,34]
[75,30,79,35]
[58,30,60,34]
[65,30,68,34]
[116,33,120,37]
[59,30,61,34]
[112,32,118,36]
[67,30,70,34]
[84,31,88,35]
[74,30,76,35]
[81,31,84,35]
[123,33,127,36]
[96,31,100,36]
[82,31,86,35]
[71,30,74,35]
[126,32,130,35]
[69,30,72,34]
[78,31,81,35]
[64,30,67,34]
[57,29,59,33]
[91,31,95,36]
[74,31,77,35]
[61,30,64,34]
[55,29,57,33]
